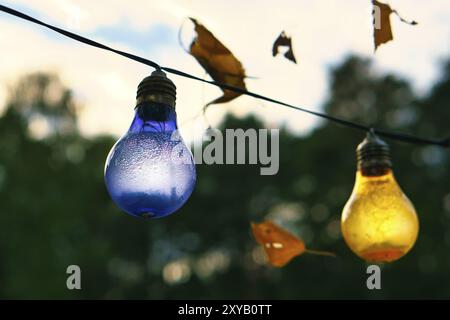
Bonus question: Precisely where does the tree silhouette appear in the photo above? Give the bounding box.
[0,56,449,298]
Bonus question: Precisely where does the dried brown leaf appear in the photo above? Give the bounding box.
[272,31,297,63]
[251,221,336,267]
[189,18,246,106]
[252,221,305,267]
[372,0,418,51]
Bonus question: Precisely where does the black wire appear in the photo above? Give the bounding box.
[0,4,448,148]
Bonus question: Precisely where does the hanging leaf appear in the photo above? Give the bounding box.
[251,221,335,267]
[252,221,305,267]
[188,18,246,107]
[272,31,297,64]
[372,0,418,51]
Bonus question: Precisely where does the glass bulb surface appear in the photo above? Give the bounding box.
[104,103,196,218]
[341,170,418,263]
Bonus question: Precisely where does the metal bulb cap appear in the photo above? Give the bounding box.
[357,130,392,176]
[136,69,176,108]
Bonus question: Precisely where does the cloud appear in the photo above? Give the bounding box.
[92,23,176,54]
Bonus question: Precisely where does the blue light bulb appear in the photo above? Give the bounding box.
[104,70,196,218]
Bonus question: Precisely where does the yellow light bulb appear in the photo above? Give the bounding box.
[341,132,419,263]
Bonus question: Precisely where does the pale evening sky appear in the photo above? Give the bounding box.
[0,0,449,142]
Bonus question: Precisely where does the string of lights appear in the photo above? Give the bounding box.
[2,4,448,264]
[0,4,448,148]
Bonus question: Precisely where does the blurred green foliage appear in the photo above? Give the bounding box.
[0,56,449,299]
